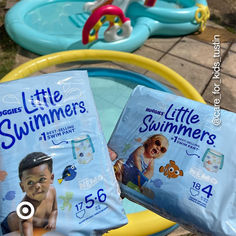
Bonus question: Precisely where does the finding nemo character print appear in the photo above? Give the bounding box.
[0,170,7,182]
[58,165,77,184]
[159,160,183,179]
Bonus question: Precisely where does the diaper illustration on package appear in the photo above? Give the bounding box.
[0,71,127,236]
[108,85,236,236]
[202,148,224,173]
[72,135,94,164]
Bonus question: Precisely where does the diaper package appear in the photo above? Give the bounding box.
[108,85,236,236]
[0,71,127,236]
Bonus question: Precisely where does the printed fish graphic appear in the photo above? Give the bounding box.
[58,165,77,184]
[3,191,16,201]
[0,170,7,182]
[159,160,183,179]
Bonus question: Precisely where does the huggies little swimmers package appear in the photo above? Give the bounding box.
[108,85,236,236]
[0,71,127,236]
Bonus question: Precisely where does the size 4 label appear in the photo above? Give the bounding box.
[188,181,213,208]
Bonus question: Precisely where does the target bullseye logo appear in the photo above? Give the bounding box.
[16,201,35,220]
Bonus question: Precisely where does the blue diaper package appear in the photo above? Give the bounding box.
[109,85,236,236]
[0,71,127,236]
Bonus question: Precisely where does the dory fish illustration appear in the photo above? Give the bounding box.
[58,165,77,184]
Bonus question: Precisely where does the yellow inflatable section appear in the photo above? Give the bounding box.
[2,50,205,104]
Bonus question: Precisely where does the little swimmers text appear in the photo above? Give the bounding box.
[0,87,87,150]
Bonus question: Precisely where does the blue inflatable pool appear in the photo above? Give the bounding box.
[5,0,210,55]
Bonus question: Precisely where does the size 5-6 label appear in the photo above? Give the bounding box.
[188,181,213,208]
[75,188,108,224]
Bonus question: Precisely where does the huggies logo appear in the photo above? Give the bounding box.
[0,107,22,117]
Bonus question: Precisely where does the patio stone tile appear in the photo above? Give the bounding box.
[11,49,42,78]
[167,226,194,236]
[203,73,236,113]
[15,48,38,67]
[145,53,212,94]
[5,0,18,9]
[114,45,164,74]
[230,42,236,52]
[169,37,225,68]
[221,50,236,77]
[144,37,181,52]
[187,26,235,49]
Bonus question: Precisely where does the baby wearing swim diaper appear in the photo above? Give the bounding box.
[114,134,168,193]
[1,152,57,236]
[0,71,128,236]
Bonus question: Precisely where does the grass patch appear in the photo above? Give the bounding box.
[0,1,18,80]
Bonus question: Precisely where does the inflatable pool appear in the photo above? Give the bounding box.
[5,0,210,55]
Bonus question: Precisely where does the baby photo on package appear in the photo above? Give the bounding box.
[0,71,127,236]
[109,85,236,236]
